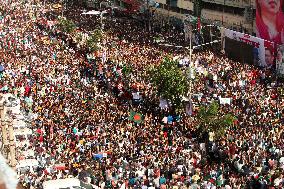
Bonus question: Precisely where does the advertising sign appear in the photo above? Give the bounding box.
[223,28,266,67]
[222,28,277,68]
[255,0,284,45]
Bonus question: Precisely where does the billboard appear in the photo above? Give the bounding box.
[255,0,284,45]
[222,28,266,66]
[222,28,277,68]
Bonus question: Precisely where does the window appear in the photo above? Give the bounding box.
[164,4,170,10]
[203,2,245,16]
[180,8,192,14]
[170,6,180,13]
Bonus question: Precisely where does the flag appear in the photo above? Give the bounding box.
[197,17,201,33]
[129,110,143,124]
[216,174,224,186]
[39,131,44,143]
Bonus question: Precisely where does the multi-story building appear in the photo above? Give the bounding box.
[85,0,256,34]
[152,0,255,34]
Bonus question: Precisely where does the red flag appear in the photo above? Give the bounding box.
[39,132,44,143]
[197,17,201,33]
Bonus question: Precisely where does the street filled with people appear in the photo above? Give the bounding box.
[0,0,283,188]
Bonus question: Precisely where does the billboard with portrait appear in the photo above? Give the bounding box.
[255,0,284,45]
[222,28,266,67]
[222,28,276,68]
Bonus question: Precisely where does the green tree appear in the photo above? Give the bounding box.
[86,29,103,52]
[122,64,133,77]
[148,57,189,110]
[57,17,76,34]
[197,101,236,139]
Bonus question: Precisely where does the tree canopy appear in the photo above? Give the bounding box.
[148,57,189,110]
[56,17,76,34]
[86,29,103,52]
[197,101,236,139]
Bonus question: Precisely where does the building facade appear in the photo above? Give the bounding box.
[152,0,255,34]
[85,0,256,34]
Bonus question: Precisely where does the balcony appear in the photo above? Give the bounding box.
[155,0,193,9]
[177,0,194,10]
[155,7,186,20]
[155,0,167,4]
[202,0,255,8]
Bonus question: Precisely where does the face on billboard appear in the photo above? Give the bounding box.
[256,0,284,44]
[265,48,275,66]
[276,45,284,74]
[258,0,280,14]
[276,46,284,63]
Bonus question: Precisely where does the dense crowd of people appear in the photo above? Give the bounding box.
[0,0,283,189]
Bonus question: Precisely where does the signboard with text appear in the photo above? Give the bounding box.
[222,28,277,68]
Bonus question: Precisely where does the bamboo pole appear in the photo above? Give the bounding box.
[0,103,8,147]
[7,119,16,167]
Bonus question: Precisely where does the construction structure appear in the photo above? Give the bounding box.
[0,99,17,168]
[0,89,35,189]
[0,95,18,189]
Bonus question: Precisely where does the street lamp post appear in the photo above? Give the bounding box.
[146,0,150,31]
[62,0,67,17]
[186,24,221,107]
[189,28,193,102]
[100,12,104,33]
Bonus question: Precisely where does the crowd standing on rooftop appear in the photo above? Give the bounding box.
[0,0,283,189]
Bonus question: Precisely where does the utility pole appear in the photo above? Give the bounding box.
[147,0,150,31]
[7,119,16,168]
[185,22,221,107]
[100,12,104,33]
[189,24,193,102]
[222,0,225,25]
[62,0,66,17]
